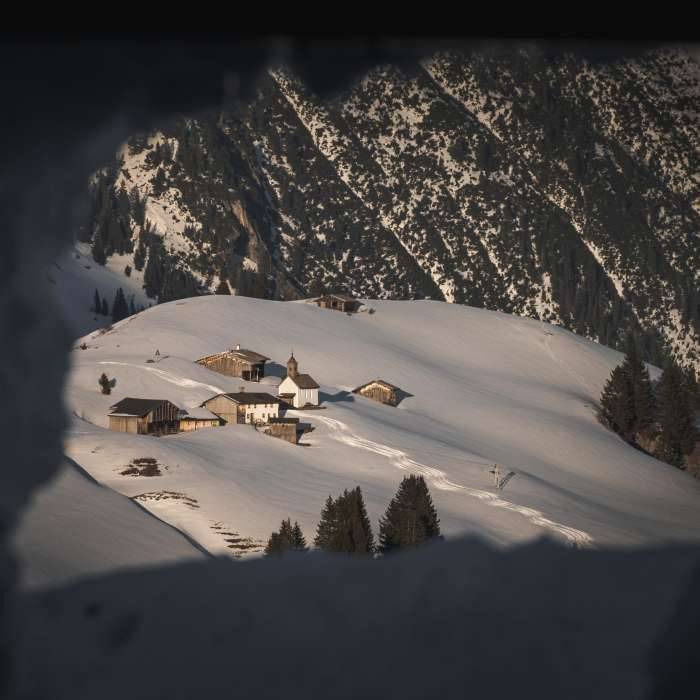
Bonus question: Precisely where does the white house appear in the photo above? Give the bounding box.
[278,354,320,408]
[201,392,281,425]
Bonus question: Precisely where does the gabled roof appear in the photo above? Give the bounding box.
[109,398,177,417]
[180,406,220,421]
[317,293,356,303]
[203,392,281,407]
[196,348,269,365]
[353,379,401,394]
[229,348,270,364]
[287,373,320,389]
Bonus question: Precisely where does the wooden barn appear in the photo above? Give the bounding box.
[108,398,181,435]
[314,293,359,313]
[195,344,269,382]
[352,379,402,407]
[202,392,281,425]
[178,407,221,432]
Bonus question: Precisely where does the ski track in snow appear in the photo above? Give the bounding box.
[314,415,595,549]
[97,362,225,395]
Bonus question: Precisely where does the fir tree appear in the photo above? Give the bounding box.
[599,365,635,439]
[98,373,112,395]
[314,496,337,551]
[101,298,109,316]
[599,334,654,443]
[92,289,101,314]
[623,333,655,436]
[291,522,308,551]
[112,287,129,323]
[315,488,374,555]
[92,230,107,266]
[655,361,698,468]
[215,279,231,295]
[379,475,441,554]
[264,518,308,555]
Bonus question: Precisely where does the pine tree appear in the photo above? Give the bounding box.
[98,373,112,395]
[112,287,129,323]
[264,518,308,556]
[379,475,441,554]
[101,298,109,316]
[655,361,698,468]
[215,279,231,295]
[622,333,655,436]
[314,496,337,551]
[599,334,654,443]
[315,487,374,555]
[600,365,635,439]
[92,289,101,314]
[291,522,308,551]
[92,230,107,266]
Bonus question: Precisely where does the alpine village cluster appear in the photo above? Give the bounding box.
[96,293,434,556]
[93,292,700,557]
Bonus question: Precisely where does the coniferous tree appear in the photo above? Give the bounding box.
[623,333,655,436]
[599,364,635,439]
[291,522,308,551]
[129,297,136,316]
[655,361,698,468]
[314,496,337,551]
[92,230,107,265]
[98,373,112,395]
[379,475,441,554]
[264,518,308,556]
[112,287,129,323]
[315,488,374,555]
[215,279,231,295]
[101,298,109,316]
[92,289,101,314]
[599,334,654,443]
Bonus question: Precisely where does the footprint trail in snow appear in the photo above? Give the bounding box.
[315,415,594,549]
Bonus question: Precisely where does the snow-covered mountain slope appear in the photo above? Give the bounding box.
[70,45,700,369]
[51,243,151,337]
[11,459,204,589]
[63,296,700,556]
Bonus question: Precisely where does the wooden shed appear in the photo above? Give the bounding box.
[202,392,281,425]
[108,398,181,435]
[352,379,402,407]
[195,344,269,382]
[314,293,359,313]
[262,417,300,444]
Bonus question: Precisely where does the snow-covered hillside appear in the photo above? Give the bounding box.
[11,459,203,589]
[51,243,151,337]
[62,296,700,558]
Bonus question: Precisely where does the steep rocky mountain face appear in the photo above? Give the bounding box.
[79,46,700,368]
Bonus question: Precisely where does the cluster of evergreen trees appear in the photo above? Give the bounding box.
[264,475,442,557]
[91,288,142,324]
[599,335,699,470]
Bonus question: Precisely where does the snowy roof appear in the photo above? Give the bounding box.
[229,348,270,364]
[203,392,281,407]
[196,348,269,365]
[109,398,178,417]
[180,407,219,421]
[353,379,401,393]
[288,373,320,389]
[317,293,356,303]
